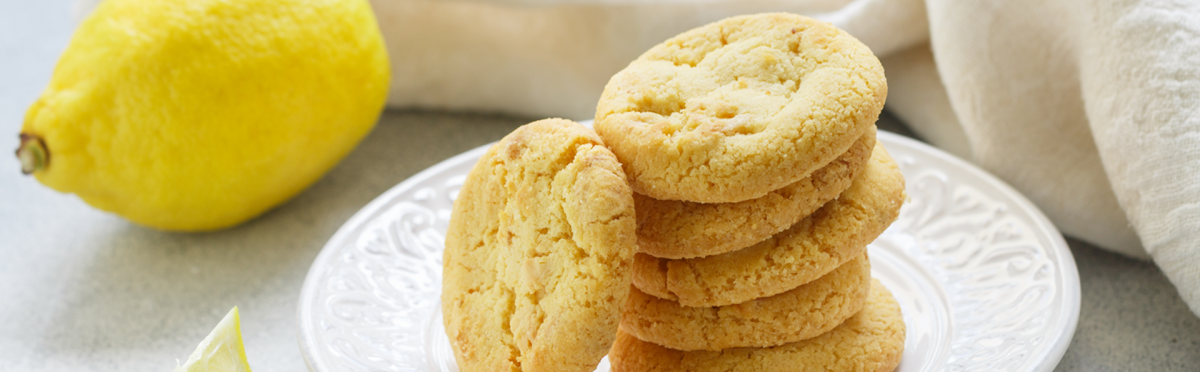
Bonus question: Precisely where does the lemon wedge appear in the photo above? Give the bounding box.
[173,307,252,372]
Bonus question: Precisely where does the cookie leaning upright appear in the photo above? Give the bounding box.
[595,13,887,203]
[442,119,637,372]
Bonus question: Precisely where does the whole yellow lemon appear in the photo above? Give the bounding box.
[17,0,390,231]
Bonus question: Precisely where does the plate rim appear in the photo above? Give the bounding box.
[877,131,1081,372]
[296,144,492,372]
[296,129,1082,372]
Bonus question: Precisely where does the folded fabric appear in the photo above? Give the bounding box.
[71,0,1200,317]
[365,0,1200,317]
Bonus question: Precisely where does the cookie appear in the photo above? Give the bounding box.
[636,128,875,259]
[631,143,904,307]
[621,253,871,351]
[442,119,637,372]
[609,280,905,372]
[595,13,887,203]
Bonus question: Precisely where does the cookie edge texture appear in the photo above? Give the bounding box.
[631,142,905,306]
[596,12,888,203]
[610,279,906,372]
[636,128,876,259]
[442,118,637,372]
[621,253,872,350]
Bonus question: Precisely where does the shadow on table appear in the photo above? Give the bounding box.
[1055,238,1200,371]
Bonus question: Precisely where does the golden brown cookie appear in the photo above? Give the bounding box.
[610,280,905,372]
[621,253,871,351]
[442,119,637,372]
[631,143,904,307]
[636,128,875,259]
[595,13,887,203]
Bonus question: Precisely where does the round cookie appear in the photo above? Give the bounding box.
[622,253,871,351]
[631,143,904,307]
[610,280,905,372]
[595,13,887,203]
[636,128,875,259]
[442,119,637,372]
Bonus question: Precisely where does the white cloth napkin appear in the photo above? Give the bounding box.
[369,0,1200,317]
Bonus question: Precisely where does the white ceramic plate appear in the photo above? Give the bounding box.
[297,129,1081,372]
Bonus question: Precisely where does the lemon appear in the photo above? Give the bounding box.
[17,0,390,231]
[174,307,252,372]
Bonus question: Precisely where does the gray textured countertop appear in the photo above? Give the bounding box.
[3,1,1199,371]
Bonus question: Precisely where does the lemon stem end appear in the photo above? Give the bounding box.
[17,133,48,175]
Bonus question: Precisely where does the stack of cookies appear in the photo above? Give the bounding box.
[593,13,907,371]
[442,12,910,372]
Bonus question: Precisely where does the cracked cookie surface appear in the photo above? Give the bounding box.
[631,143,904,307]
[610,280,905,372]
[442,119,637,372]
[621,253,871,351]
[595,13,887,203]
[636,128,874,259]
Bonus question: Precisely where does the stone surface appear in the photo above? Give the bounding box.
[2,1,1199,371]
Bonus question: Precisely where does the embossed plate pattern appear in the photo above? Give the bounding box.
[298,130,1081,372]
